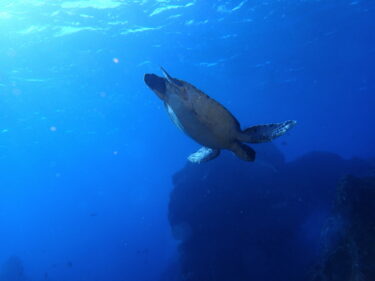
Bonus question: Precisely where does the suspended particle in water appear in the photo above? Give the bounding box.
[113,150,119,155]
[50,126,57,132]
[113,57,119,64]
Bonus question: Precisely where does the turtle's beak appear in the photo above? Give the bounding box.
[144,73,167,100]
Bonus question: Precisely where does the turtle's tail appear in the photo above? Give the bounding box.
[238,120,297,143]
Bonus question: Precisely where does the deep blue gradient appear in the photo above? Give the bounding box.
[0,1,374,281]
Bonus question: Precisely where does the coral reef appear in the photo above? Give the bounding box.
[310,176,375,281]
[0,256,26,281]
[167,144,374,281]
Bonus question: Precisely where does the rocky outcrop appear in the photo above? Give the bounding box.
[0,256,26,281]
[310,176,375,281]
[167,145,374,281]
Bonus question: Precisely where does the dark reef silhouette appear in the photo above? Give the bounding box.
[310,176,375,281]
[0,256,27,281]
[164,144,374,281]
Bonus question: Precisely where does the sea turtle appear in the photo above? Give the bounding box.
[144,68,296,163]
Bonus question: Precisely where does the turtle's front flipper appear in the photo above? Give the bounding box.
[239,120,297,143]
[188,147,220,163]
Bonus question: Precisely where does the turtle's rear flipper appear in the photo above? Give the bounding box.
[230,142,256,162]
[239,120,297,143]
[188,147,220,164]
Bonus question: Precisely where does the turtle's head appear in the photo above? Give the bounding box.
[144,67,185,101]
[144,73,167,100]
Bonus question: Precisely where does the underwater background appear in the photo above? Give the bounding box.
[0,0,374,281]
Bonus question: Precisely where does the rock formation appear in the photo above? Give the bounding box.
[166,144,374,281]
[310,176,375,281]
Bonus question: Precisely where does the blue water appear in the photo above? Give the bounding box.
[0,1,374,281]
